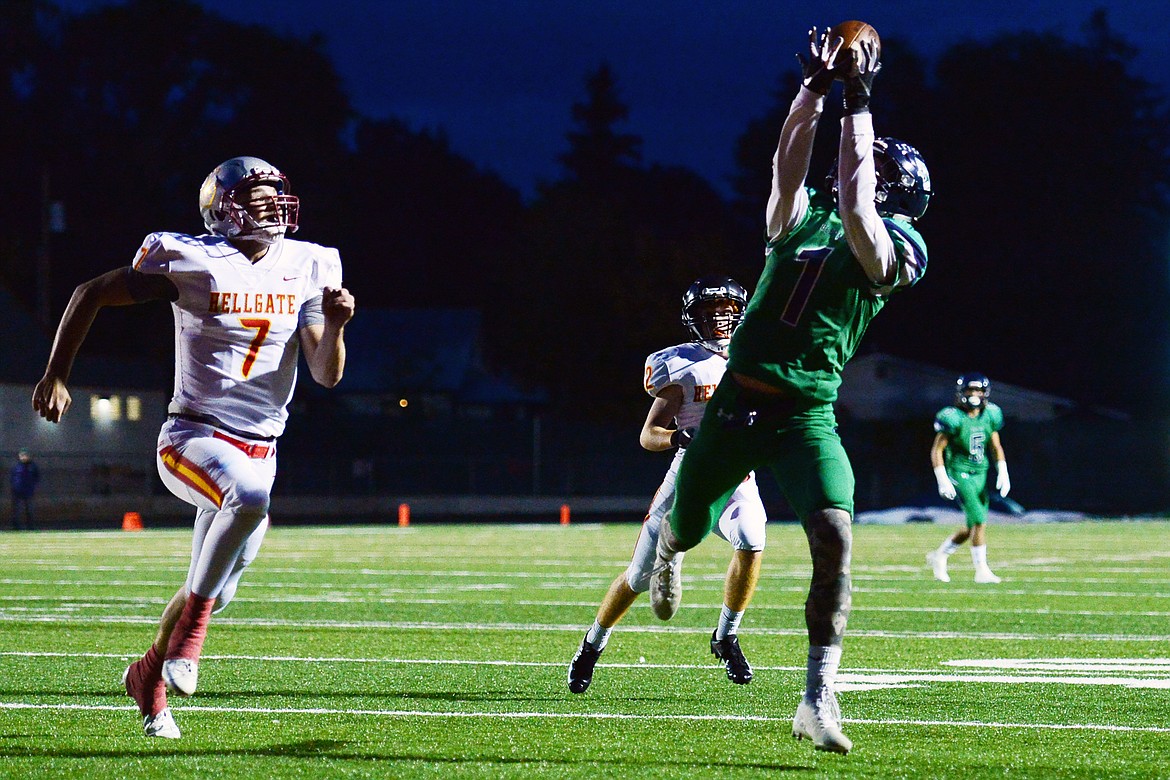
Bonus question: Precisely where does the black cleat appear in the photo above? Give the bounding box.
[710,630,753,684]
[568,637,603,693]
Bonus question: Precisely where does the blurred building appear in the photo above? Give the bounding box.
[838,353,1083,422]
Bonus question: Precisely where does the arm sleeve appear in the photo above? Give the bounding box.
[837,112,899,288]
[765,87,824,241]
[125,268,179,303]
[298,295,324,327]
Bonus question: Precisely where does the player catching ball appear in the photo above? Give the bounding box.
[646,24,930,754]
[33,156,355,739]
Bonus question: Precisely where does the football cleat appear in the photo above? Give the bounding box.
[649,557,682,620]
[162,658,199,697]
[649,521,684,620]
[792,688,852,754]
[567,636,603,693]
[926,551,950,583]
[974,566,1002,584]
[710,631,753,684]
[142,707,181,739]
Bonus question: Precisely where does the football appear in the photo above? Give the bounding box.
[829,20,880,77]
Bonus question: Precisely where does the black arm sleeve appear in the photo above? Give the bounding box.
[125,268,179,303]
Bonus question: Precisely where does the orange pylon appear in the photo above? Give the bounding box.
[122,512,143,531]
[398,503,410,527]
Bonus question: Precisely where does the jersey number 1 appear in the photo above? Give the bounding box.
[240,318,271,379]
[781,247,831,326]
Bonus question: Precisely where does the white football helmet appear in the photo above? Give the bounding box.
[199,156,299,243]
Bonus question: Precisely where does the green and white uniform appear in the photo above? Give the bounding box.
[935,402,1004,527]
[670,186,927,543]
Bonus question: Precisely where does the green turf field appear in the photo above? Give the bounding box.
[2,520,1168,778]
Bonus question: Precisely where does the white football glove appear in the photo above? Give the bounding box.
[996,461,1011,497]
[934,465,956,500]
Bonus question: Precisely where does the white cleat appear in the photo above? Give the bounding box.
[926,551,950,583]
[143,707,181,739]
[974,566,1002,584]
[792,689,852,755]
[162,658,199,697]
[649,556,683,620]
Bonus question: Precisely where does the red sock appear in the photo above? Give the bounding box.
[164,593,216,662]
[124,644,167,716]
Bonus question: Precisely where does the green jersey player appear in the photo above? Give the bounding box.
[647,29,930,755]
[926,373,1011,584]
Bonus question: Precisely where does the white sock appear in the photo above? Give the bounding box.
[585,620,612,651]
[939,540,960,556]
[715,604,744,640]
[805,645,842,698]
[971,544,988,568]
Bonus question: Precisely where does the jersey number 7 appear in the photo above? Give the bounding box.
[240,318,271,379]
[781,247,831,326]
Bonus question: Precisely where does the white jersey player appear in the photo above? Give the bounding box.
[568,276,767,693]
[33,156,355,740]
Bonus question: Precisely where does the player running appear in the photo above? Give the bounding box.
[926,373,1011,584]
[568,276,767,693]
[646,29,930,754]
[32,156,355,739]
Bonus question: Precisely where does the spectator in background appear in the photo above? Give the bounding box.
[10,448,40,530]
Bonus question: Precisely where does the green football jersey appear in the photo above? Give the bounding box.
[727,188,928,402]
[935,402,1005,474]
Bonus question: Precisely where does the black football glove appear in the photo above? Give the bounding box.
[669,428,695,449]
[797,26,844,96]
[843,38,881,114]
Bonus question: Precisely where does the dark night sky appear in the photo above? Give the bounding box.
[58,1,1170,197]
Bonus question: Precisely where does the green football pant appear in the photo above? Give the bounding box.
[950,469,990,528]
[669,377,855,550]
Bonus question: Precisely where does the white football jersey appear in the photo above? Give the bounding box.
[133,231,343,437]
[643,341,727,432]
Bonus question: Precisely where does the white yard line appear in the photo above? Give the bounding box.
[4,651,1170,679]
[2,612,1170,641]
[0,702,1167,733]
[8,593,1170,618]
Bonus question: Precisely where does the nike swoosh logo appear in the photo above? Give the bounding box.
[283,276,300,281]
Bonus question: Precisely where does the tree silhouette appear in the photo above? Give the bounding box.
[494,64,751,423]
[558,63,642,186]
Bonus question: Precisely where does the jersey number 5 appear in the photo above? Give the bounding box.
[240,318,271,379]
[969,431,986,463]
[781,247,831,326]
